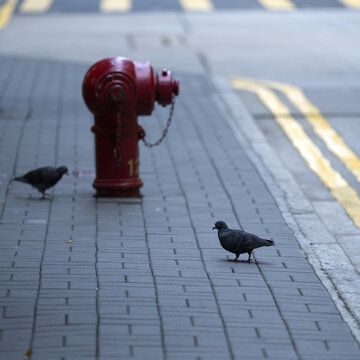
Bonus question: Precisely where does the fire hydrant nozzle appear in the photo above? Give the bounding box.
[156,69,179,106]
[82,57,179,197]
[173,80,180,96]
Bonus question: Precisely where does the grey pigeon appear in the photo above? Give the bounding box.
[13,166,69,198]
[212,221,275,262]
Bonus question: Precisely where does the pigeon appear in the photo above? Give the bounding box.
[212,221,275,262]
[13,166,69,198]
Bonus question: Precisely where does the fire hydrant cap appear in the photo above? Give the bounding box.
[173,80,179,96]
[108,85,125,103]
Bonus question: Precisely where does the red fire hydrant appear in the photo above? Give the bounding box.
[82,57,179,197]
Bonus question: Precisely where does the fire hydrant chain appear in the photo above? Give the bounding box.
[140,95,176,148]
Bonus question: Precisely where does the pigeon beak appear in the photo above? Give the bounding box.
[66,171,69,176]
[212,226,216,230]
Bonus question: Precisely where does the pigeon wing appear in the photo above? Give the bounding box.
[236,231,273,253]
[219,229,247,254]
[23,167,55,191]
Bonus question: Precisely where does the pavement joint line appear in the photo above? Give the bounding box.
[141,198,167,360]
[213,74,360,344]
[0,0,17,30]
[95,198,100,360]
[28,131,53,357]
[160,110,235,360]
[231,78,360,230]
[184,80,302,360]
[27,62,65,358]
[259,79,360,185]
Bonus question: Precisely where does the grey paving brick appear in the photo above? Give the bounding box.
[35,324,96,336]
[41,281,69,290]
[131,346,163,358]
[0,328,31,341]
[99,324,132,336]
[0,350,29,360]
[68,313,97,325]
[37,297,65,306]
[8,289,37,298]
[264,345,299,359]
[98,345,131,357]
[286,319,319,331]
[3,305,34,318]
[33,334,63,347]
[36,314,66,326]
[33,346,96,358]
[69,281,97,290]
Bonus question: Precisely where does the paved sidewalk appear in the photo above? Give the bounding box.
[0,55,359,360]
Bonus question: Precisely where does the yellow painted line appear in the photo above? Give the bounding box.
[179,0,213,12]
[19,0,52,13]
[0,0,18,30]
[258,0,295,10]
[100,0,131,12]
[262,80,360,184]
[339,0,360,8]
[231,78,360,228]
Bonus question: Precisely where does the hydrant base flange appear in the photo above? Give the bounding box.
[95,188,141,198]
[93,177,143,198]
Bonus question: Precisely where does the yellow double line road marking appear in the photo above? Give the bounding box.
[339,0,360,8]
[231,78,360,228]
[10,0,298,15]
[266,81,360,182]
[258,0,295,11]
[100,0,131,12]
[19,0,51,13]
[19,0,133,13]
[179,0,213,12]
[178,0,294,11]
[0,0,18,30]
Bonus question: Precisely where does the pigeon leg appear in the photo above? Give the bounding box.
[227,254,239,262]
[41,192,50,199]
[247,252,252,262]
